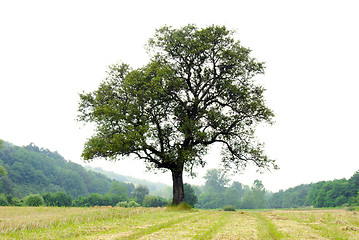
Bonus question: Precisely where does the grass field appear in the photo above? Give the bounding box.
[1,207,359,239]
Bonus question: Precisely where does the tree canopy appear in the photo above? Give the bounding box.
[78,24,276,204]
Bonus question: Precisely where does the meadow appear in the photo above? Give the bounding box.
[1,206,359,239]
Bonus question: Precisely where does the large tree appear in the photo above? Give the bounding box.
[78,24,276,205]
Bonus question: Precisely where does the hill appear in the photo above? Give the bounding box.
[0,141,170,199]
[85,166,169,192]
[0,141,117,198]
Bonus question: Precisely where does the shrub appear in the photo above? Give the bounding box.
[73,195,89,207]
[116,201,129,208]
[223,205,236,211]
[116,201,140,208]
[128,201,140,208]
[143,195,167,207]
[26,194,44,206]
[53,192,72,207]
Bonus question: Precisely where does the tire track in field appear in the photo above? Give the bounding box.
[191,211,229,239]
[250,211,286,239]
[263,211,326,240]
[214,211,258,240]
[91,210,205,240]
[136,211,230,239]
[135,211,213,239]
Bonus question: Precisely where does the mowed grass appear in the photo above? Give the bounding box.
[1,207,359,239]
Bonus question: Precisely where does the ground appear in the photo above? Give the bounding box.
[1,207,358,239]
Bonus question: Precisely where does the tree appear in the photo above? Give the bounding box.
[0,193,9,206]
[251,180,266,209]
[0,139,7,177]
[130,185,149,205]
[183,183,198,207]
[77,24,276,205]
[203,169,230,193]
[25,194,44,207]
[224,187,240,208]
[106,181,128,205]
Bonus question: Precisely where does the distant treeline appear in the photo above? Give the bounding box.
[1,140,358,209]
[192,169,267,209]
[189,168,359,209]
[0,182,169,208]
[0,141,179,208]
[267,172,359,208]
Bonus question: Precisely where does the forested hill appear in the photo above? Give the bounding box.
[0,142,116,198]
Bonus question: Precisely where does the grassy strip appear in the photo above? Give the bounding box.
[214,211,258,239]
[251,211,285,239]
[192,211,230,239]
[119,210,204,239]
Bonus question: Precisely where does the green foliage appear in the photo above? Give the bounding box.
[73,183,130,207]
[116,200,141,208]
[25,194,44,206]
[251,180,266,209]
[0,141,118,199]
[142,195,168,207]
[223,187,241,208]
[0,193,9,206]
[43,192,72,207]
[116,201,129,207]
[222,205,236,211]
[196,169,266,209]
[105,181,129,206]
[0,165,7,176]
[266,171,359,209]
[203,169,230,193]
[131,185,149,205]
[183,183,198,207]
[197,191,223,209]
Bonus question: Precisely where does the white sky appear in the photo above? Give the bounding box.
[1,0,359,192]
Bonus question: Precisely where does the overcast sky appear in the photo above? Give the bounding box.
[1,0,358,192]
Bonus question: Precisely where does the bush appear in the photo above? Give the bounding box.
[128,201,140,208]
[26,194,44,206]
[143,195,167,207]
[223,205,236,211]
[73,195,89,207]
[116,201,129,208]
[116,201,140,208]
[53,192,72,207]
[10,198,22,206]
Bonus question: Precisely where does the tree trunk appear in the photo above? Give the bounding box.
[171,170,185,205]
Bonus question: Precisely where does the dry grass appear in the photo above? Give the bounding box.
[1,207,359,239]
